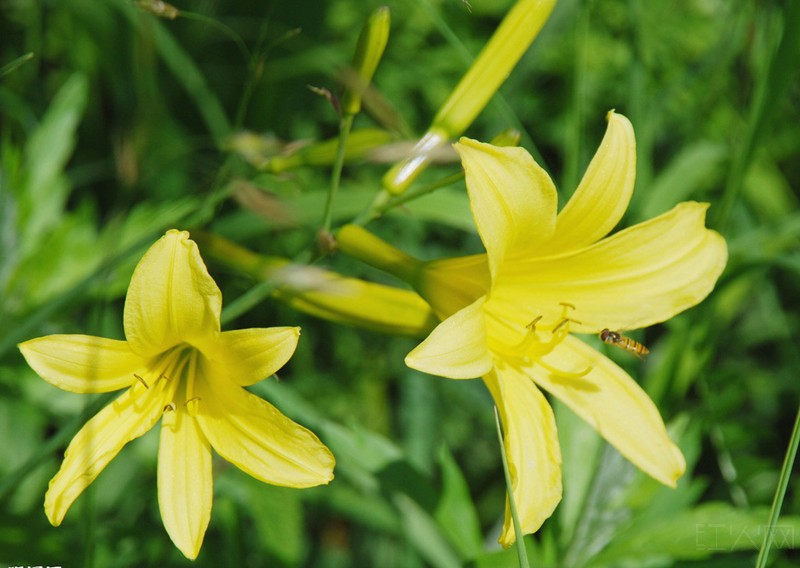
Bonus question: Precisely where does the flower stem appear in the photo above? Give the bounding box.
[322,113,355,233]
[353,171,465,226]
[755,400,800,568]
[495,407,531,568]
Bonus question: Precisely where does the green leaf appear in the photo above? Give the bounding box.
[247,481,306,565]
[19,73,88,256]
[401,187,476,233]
[589,503,800,566]
[640,141,727,220]
[393,492,463,568]
[434,445,483,560]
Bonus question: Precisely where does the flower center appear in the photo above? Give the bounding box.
[487,302,591,381]
[122,345,201,414]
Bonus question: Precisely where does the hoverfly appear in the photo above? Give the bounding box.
[599,329,649,359]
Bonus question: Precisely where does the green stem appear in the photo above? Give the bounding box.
[755,401,800,568]
[354,171,465,226]
[322,113,355,233]
[495,407,531,568]
[178,10,250,62]
[220,280,280,326]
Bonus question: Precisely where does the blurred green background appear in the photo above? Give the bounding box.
[1,0,799,566]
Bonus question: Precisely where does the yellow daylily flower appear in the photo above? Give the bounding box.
[19,230,334,560]
[404,111,727,546]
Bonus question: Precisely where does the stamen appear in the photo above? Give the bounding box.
[184,396,202,406]
[551,318,569,334]
[552,316,582,334]
[526,315,543,332]
[163,402,176,413]
[133,373,149,389]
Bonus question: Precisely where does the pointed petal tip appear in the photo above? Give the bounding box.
[404,342,492,379]
[175,540,202,560]
[18,335,141,393]
[661,443,687,489]
[605,109,630,127]
[165,228,190,239]
[405,298,493,379]
[605,109,633,138]
[309,446,336,485]
[454,136,481,149]
[44,498,63,527]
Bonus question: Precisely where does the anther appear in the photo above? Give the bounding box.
[526,315,543,331]
[134,373,149,389]
[559,302,576,311]
[163,402,176,413]
[552,317,583,334]
[184,396,202,406]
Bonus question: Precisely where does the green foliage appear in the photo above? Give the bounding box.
[1,0,799,566]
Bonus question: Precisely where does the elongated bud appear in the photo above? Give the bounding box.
[336,224,422,284]
[341,6,391,117]
[383,0,555,194]
[136,0,180,19]
[336,225,491,320]
[195,231,436,337]
[490,128,522,147]
[267,129,395,172]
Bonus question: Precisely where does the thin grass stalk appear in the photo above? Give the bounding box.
[495,407,531,568]
[755,402,800,568]
[322,114,354,233]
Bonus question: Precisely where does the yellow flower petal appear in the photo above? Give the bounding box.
[405,297,493,379]
[533,335,686,487]
[548,111,636,253]
[124,230,222,357]
[195,375,334,487]
[18,335,140,393]
[45,382,171,525]
[484,366,561,547]
[491,202,727,332]
[419,254,490,319]
[454,138,557,278]
[158,405,213,560]
[216,327,300,387]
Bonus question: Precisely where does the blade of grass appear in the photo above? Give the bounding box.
[0,52,34,79]
[495,407,531,568]
[755,402,800,568]
[715,0,800,229]
[117,3,232,144]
